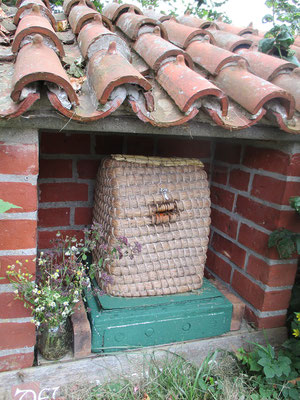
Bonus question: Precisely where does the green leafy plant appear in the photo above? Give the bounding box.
[236,340,300,399]
[260,1,300,64]
[268,196,300,259]
[6,224,141,328]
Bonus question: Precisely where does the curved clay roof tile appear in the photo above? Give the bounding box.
[78,14,129,60]
[116,8,160,41]
[134,31,193,72]
[68,0,99,35]
[63,0,96,16]
[157,54,228,114]
[16,0,50,9]
[11,34,78,106]
[87,41,151,105]
[178,13,218,30]
[186,39,245,76]
[213,59,295,119]
[207,29,252,52]
[162,18,215,49]
[102,1,142,23]
[237,49,297,81]
[14,0,56,29]
[12,6,65,57]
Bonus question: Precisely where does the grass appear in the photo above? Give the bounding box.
[59,350,272,400]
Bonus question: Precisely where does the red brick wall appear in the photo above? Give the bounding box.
[208,143,300,328]
[38,132,300,330]
[0,129,38,372]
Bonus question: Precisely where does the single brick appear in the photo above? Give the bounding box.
[38,208,70,227]
[247,255,297,287]
[0,143,38,175]
[245,307,286,329]
[212,233,246,268]
[210,185,235,211]
[235,195,279,231]
[0,182,37,213]
[38,229,84,249]
[157,138,211,158]
[39,183,88,202]
[74,207,93,225]
[211,208,238,239]
[0,220,37,250]
[212,164,228,185]
[252,175,300,205]
[238,223,278,259]
[0,352,34,372]
[0,293,32,319]
[206,249,232,283]
[214,143,241,164]
[262,290,292,312]
[127,136,155,156]
[40,132,90,154]
[232,270,265,310]
[251,175,286,204]
[95,134,124,154]
[243,146,290,174]
[0,256,36,285]
[0,322,35,350]
[77,159,100,179]
[39,159,73,178]
[229,169,250,191]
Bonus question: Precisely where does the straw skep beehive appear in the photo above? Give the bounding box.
[93,155,211,297]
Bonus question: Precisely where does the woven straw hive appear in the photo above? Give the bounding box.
[93,155,211,297]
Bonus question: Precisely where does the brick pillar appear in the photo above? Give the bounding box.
[208,142,300,329]
[0,129,38,371]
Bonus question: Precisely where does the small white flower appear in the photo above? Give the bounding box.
[71,246,77,251]
[73,299,79,303]
[50,301,56,307]
[35,321,41,327]
[14,289,18,294]
[33,288,38,294]
[34,298,39,303]
[53,293,60,299]
[65,251,70,256]
[56,232,61,237]
[74,290,79,295]
[63,301,69,306]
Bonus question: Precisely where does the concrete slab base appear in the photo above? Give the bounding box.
[0,325,287,399]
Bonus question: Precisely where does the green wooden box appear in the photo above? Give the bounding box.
[85,279,232,353]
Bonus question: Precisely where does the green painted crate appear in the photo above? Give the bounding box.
[85,278,232,353]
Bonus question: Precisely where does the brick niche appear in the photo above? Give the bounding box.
[38,132,300,331]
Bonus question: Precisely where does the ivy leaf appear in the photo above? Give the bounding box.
[258,37,275,53]
[290,196,300,214]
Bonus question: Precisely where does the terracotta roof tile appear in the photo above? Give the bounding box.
[186,38,244,75]
[134,29,193,71]
[116,7,160,41]
[11,34,77,104]
[0,0,299,135]
[68,0,99,34]
[178,11,218,29]
[207,28,252,52]
[14,0,56,28]
[12,5,64,56]
[102,1,142,23]
[63,0,96,16]
[78,14,128,59]
[162,18,215,48]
